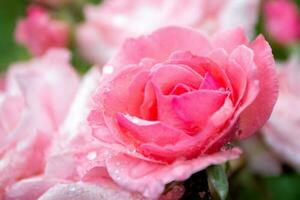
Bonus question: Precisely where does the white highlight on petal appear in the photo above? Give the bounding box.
[103,65,114,74]
[86,151,97,160]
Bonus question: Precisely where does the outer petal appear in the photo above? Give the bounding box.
[4,177,64,200]
[47,68,111,181]
[0,127,50,193]
[106,148,241,199]
[38,182,146,200]
[100,65,148,116]
[238,35,278,139]
[107,26,212,72]
[8,48,79,132]
[168,51,232,91]
[57,67,101,146]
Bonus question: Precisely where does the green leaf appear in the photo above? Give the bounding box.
[264,174,300,200]
[207,165,229,200]
[0,0,31,72]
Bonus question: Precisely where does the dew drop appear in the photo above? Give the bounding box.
[103,65,114,74]
[221,143,234,151]
[68,185,77,192]
[112,15,127,27]
[86,151,97,160]
[218,87,225,92]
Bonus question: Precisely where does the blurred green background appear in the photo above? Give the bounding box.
[0,0,101,73]
[0,0,29,71]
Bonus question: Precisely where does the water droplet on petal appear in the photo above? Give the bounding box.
[221,143,234,151]
[86,151,97,160]
[68,185,77,192]
[103,65,114,74]
[218,87,225,92]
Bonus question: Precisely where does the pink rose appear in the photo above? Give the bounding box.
[263,56,300,172]
[264,0,300,44]
[0,49,79,196]
[76,0,260,65]
[86,26,278,199]
[15,6,70,56]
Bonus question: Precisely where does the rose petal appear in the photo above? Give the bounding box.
[226,45,253,103]
[101,66,147,117]
[38,182,145,200]
[4,177,63,200]
[116,113,190,146]
[150,63,202,95]
[172,90,228,130]
[238,35,278,139]
[106,148,241,199]
[199,72,221,90]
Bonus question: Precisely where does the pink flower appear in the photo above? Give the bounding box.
[85,26,278,199]
[0,49,79,196]
[15,6,70,56]
[4,68,147,200]
[264,0,300,44]
[263,56,300,172]
[76,0,260,65]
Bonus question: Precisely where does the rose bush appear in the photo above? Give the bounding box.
[264,0,300,44]
[76,0,260,65]
[15,6,70,56]
[263,56,300,172]
[0,49,79,197]
[85,26,278,199]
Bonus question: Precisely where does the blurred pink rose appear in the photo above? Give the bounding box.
[85,26,278,199]
[264,0,300,44]
[263,56,300,172]
[0,49,79,196]
[4,68,147,200]
[76,0,260,65]
[15,6,70,56]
